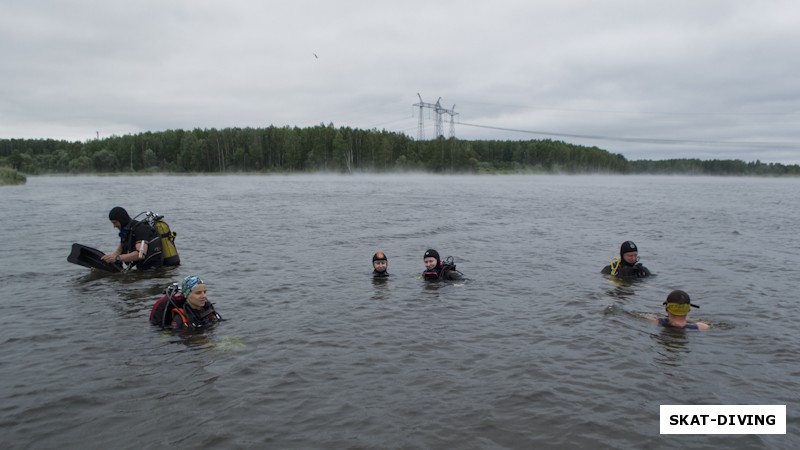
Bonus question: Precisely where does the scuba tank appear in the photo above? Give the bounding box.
[142,211,180,266]
[154,218,179,266]
[149,282,184,326]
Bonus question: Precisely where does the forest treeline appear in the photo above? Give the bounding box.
[1,124,798,176]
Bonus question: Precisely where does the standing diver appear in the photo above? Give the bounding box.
[100,207,162,270]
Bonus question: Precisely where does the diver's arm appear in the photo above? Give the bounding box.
[694,321,711,331]
[445,270,463,281]
[106,241,147,263]
[129,240,148,262]
[100,244,123,263]
[635,264,651,277]
[643,313,660,325]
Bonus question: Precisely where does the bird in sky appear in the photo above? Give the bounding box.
[313,53,318,59]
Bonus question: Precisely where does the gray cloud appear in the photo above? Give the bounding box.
[2,0,799,163]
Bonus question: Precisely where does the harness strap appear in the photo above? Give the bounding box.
[609,257,620,276]
[171,307,190,328]
[171,304,221,329]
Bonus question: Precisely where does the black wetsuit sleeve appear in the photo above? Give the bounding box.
[444,270,463,281]
[616,264,651,278]
[601,265,612,275]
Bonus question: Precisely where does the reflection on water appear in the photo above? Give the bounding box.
[370,275,390,301]
[604,281,637,300]
[168,331,218,348]
[650,329,692,368]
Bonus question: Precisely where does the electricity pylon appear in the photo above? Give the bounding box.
[413,94,457,140]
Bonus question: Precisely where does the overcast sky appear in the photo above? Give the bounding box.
[2,0,799,163]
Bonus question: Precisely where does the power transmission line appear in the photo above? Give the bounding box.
[458,122,800,149]
[413,94,458,140]
[456,100,800,117]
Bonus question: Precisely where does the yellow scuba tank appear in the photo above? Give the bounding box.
[135,211,181,267]
[155,219,180,266]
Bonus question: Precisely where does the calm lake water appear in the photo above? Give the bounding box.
[0,174,798,449]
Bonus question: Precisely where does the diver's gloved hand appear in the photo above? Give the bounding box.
[634,263,646,278]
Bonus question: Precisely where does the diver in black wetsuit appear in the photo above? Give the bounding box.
[100,206,162,270]
[601,240,652,279]
[372,250,389,278]
[422,249,463,281]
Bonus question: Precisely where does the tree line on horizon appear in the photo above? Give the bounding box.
[1,124,798,176]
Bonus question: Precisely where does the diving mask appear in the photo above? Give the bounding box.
[664,302,699,316]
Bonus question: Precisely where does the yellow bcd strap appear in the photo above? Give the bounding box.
[609,257,620,276]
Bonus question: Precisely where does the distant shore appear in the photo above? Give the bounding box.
[2,126,799,176]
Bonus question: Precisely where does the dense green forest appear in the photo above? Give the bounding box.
[1,124,798,176]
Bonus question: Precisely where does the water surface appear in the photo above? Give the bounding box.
[0,174,797,449]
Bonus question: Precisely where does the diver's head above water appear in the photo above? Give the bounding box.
[663,289,699,316]
[181,275,207,309]
[423,249,440,271]
[108,206,131,230]
[372,250,388,275]
[620,240,639,266]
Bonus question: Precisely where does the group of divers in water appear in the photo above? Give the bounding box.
[92,207,709,333]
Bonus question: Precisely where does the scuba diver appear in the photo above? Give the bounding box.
[150,275,222,330]
[372,250,389,278]
[601,240,652,279]
[99,206,179,270]
[650,290,709,331]
[100,206,160,270]
[422,249,463,281]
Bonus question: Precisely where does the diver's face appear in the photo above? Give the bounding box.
[424,257,438,270]
[111,220,122,230]
[186,284,207,309]
[622,252,638,264]
[373,260,387,272]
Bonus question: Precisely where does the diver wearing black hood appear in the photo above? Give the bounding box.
[372,251,389,278]
[422,249,463,281]
[601,240,652,279]
[100,206,162,270]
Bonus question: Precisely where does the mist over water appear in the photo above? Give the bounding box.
[1,174,798,449]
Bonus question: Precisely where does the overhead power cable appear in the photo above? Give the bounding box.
[458,122,800,149]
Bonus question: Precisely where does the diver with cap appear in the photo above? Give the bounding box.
[372,250,389,278]
[422,249,463,281]
[149,275,222,329]
[650,290,709,330]
[601,240,652,279]
[100,206,162,270]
